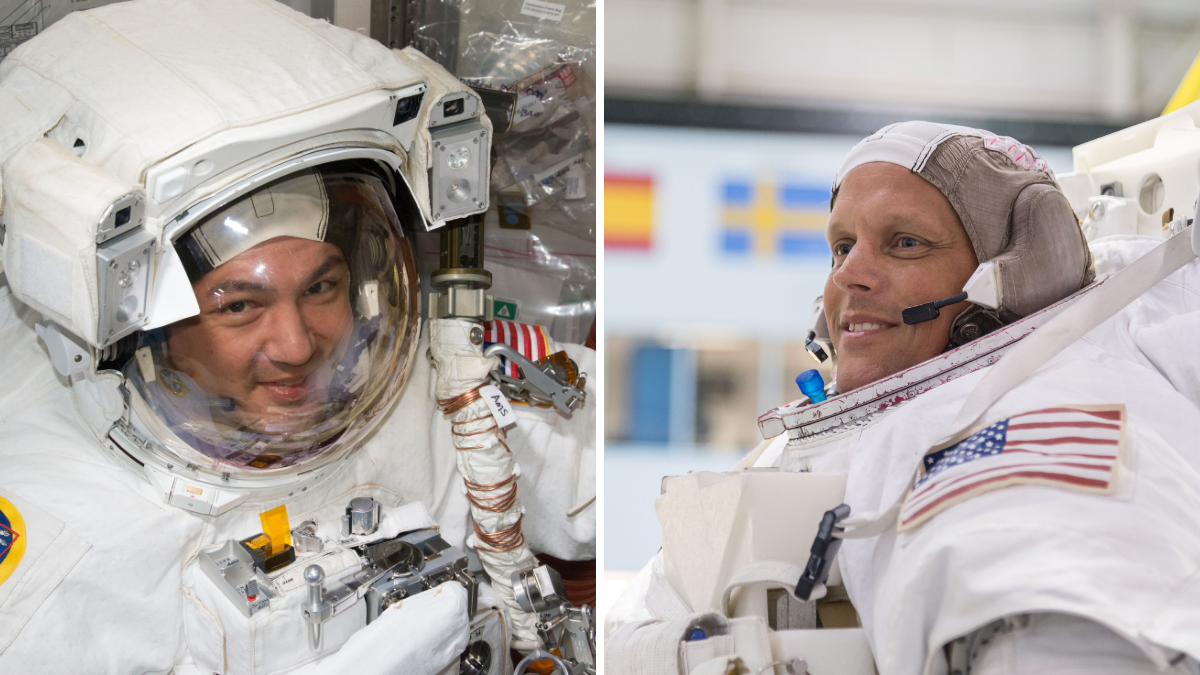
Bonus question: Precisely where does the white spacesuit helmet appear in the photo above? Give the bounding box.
[0,0,491,514]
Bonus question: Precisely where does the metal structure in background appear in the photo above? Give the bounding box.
[394,0,598,345]
[606,96,1132,148]
[0,0,55,58]
[429,214,495,322]
[381,0,458,75]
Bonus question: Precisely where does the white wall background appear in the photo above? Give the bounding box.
[606,0,1200,121]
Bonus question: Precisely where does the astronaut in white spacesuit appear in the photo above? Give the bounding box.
[607,121,1200,675]
[0,2,594,674]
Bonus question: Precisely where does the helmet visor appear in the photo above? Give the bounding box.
[125,164,419,477]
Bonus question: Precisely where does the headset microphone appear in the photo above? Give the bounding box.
[902,292,968,325]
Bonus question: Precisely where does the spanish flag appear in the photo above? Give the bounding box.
[605,174,654,250]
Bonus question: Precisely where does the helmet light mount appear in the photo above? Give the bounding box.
[428,97,490,225]
[5,60,491,517]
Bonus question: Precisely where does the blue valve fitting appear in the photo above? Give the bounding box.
[796,369,827,403]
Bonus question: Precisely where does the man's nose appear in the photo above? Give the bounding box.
[262,303,317,367]
[831,243,882,295]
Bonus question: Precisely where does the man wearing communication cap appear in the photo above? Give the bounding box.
[607,122,1200,675]
[823,121,1094,396]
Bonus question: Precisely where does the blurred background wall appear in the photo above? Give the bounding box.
[602,0,1200,601]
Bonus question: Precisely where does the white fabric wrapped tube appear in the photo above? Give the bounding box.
[429,318,539,645]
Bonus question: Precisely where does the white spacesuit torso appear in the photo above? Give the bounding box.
[0,279,595,674]
[607,235,1200,675]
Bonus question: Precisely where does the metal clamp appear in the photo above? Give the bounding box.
[299,526,479,653]
[513,565,596,673]
[292,521,323,555]
[484,343,586,415]
[342,497,382,536]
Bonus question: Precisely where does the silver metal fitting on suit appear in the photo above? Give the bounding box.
[512,564,596,675]
[485,344,587,416]
[302,528,477,652]
[342,497,382,536]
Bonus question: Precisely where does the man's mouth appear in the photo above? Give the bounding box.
[258,377,311,402]
[841,315,897,337]
[847,322,888,332]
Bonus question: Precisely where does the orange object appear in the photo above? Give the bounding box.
[525,649,564,675]
[259,505,291,555]
[538,351,580,386]
[244,534,271,553]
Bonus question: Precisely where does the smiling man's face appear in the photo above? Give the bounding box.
[166,236,353,431]
[823,162,979,394]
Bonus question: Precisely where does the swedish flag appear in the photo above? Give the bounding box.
[721,178,831,258]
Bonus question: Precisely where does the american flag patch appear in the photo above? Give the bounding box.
[483,319,557,378]
[898,405,1126,530]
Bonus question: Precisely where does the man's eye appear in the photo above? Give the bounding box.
[899,237,920,248]
[224,300,249,313]
[834,243,852,256]
[307,280,335,295]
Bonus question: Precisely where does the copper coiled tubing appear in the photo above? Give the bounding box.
[473,514,525,553]
[438,387,512,453]
[464,474,519,512]
[440,385,524,550]
[437,387,484,415]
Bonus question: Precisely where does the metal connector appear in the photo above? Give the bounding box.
[485,344,586,415]
[512,564,595,674]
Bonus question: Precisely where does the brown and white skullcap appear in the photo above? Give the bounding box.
[833,121,1094,320]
